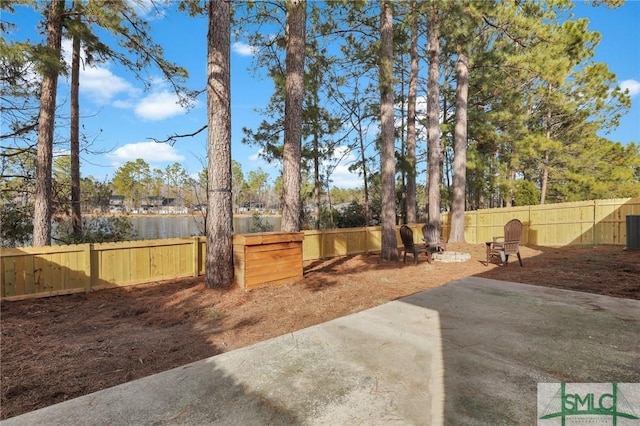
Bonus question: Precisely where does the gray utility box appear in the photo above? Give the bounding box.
[626,215,640,249]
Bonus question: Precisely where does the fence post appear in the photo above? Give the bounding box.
[192,236,200,277]
[365,227,369,254]
[83,243,93,293]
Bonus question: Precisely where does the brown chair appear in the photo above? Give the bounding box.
[400,225,427,264]
[421,224,446,262]
[486,219,523,267]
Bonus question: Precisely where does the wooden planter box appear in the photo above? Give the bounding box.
[233,232,304,290]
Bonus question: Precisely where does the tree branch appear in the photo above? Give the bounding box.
[150,125,207,145]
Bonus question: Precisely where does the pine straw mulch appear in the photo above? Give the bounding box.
[1,243,638,420]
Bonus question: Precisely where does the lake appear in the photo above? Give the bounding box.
[129,215,282,240]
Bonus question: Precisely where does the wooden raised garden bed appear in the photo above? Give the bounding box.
[233,232,304,290]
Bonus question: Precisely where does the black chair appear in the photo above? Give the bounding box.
[400,225,427,264]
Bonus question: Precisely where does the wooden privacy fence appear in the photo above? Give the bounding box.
[1,237,206,301]
[445,197,640,246]
[1,197,638,300]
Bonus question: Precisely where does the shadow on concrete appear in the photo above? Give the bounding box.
[0,279,298,425]
[0,354,300,425]
[399,278,640,424]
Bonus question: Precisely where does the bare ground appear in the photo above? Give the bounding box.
[1,243,639,420]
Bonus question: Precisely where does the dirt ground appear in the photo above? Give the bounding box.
[1,243,638,420]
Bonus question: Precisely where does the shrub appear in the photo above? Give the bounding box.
[55,216,137,244]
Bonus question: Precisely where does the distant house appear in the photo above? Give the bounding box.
[109,195,125,213]
[109,195,189,214]
[160,197,188,215]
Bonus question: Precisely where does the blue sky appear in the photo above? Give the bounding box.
[4,1,640,189]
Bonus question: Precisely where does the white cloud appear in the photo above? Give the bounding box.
[329,163,363,189]
[134,91,186,121]
[60,40,190,123]
[325,146,363,189]
[81,66,137,104]
[107,141,185,166]
[113,99,134,109]
[61,39,137,105]
[248,149,263,162]
[232,41,256,56]
[620,79,640,97]
[246,146,362,188]
[248,149,280,171]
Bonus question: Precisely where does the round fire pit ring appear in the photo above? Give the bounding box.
[432,251,471,263]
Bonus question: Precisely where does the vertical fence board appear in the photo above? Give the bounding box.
[301,231,321,261]
[47,253,61,292]
[34,255,47,293]
[23,255,35,295]
[63,251,75,291]
[2,257,15,297]
[367,227,382,252]
[199,238,206,275]
[135,247,151,283]
[102,249,117,285]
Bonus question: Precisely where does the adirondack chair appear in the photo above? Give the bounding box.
[486,219,524,267]
[400,225,427,264]
[421,224,446,262]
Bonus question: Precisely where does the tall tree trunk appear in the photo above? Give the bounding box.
[540,104,552,205]
[313,132,320,230]
[379,0,398,261]
[312,72,321,230]
[205,0,233,289]
[358,123,370,227]
[426,5,441,231]
[405,1,418,224]
[449,51,468,243]
[70,2,82,241]
[540,151,549,205]
[33,0,65,247]
[281,0,306,232]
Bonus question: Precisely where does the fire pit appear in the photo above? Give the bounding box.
[432,251,471,263]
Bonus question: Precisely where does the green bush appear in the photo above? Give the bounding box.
[55,216,137,244]
[0,204,33,247]
[249,211,274,233]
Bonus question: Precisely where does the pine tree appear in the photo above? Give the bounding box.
[205,0,233,288]
[379,0,398,261]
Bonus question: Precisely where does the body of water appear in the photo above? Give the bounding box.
[130,215,282,240]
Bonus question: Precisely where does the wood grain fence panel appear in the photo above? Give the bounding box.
[152,245,165,279]
[164,245,176,277]
[301,231,322,260]
[52,252,67,292]
[595,198,640,245]
[63,251,80,291]
[133,247,151,283]
[98,248,118,286]
[346,228,366,255]
[180,243,189,276]
[112,248,128,285]
[153,245,167,278]
[530,201,593,246]
[2,256,15,297]
[23,255,35,295]
[324,231,346,257]
[34,254,50,294]
[367,227,382,252]
[197,238,206,275]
